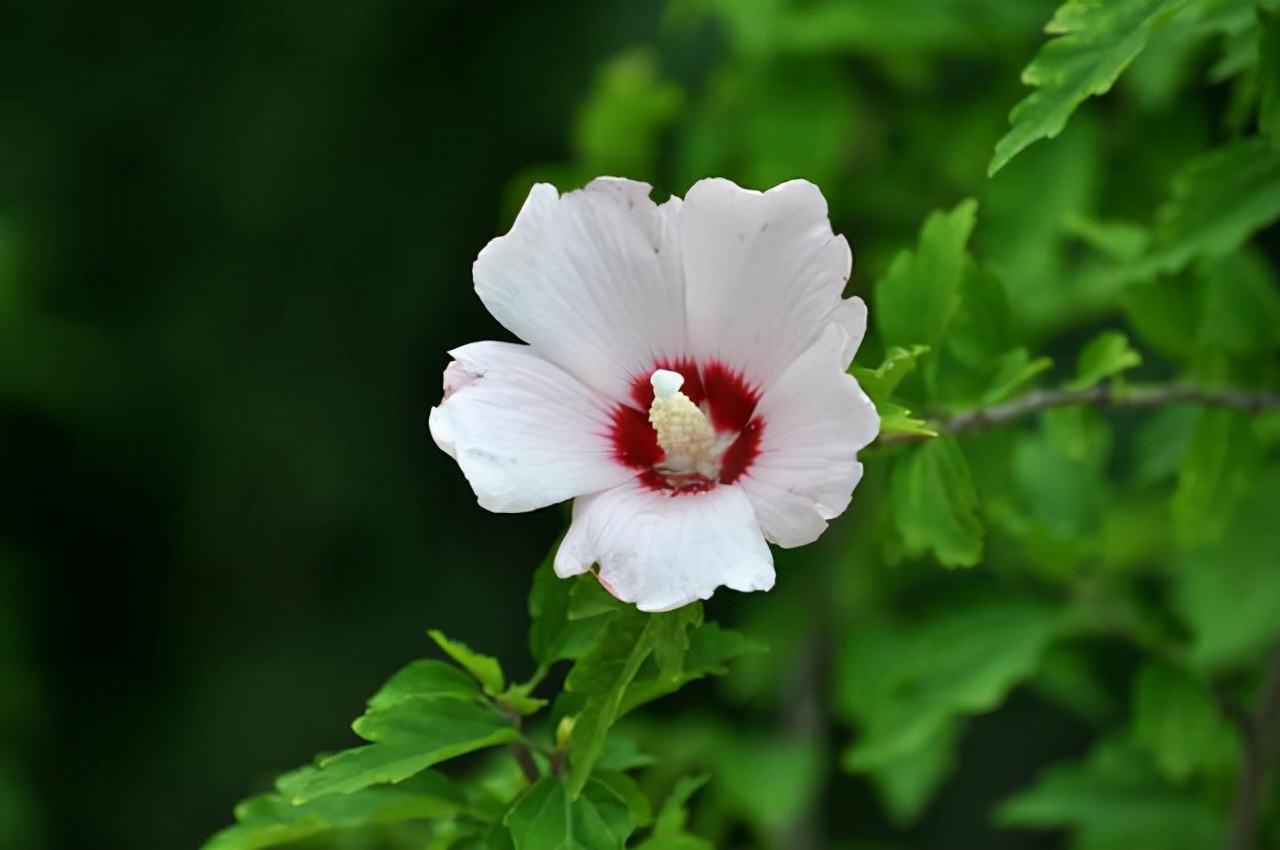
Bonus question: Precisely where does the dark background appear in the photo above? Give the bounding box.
[0,4,667,848]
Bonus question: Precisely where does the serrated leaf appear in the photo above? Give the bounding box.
[203,773,466,850]
[619,623,763,715]
[1136,137,1280,277]
[877,402,936,437]
[890,435,984,567]
[989,0,1188,175]
[503,778,632,850]
[429,630,505,695]
[1131,662,1239,784]
[278,697,520,804]
[874,199,978,352]
[1066,331,1142,391]
[497,682,549,717]
[849,345,930,403]
[1171,409,1262,549]
[995,738,1226,849]
[564,605,702,798]
[366,660,481,711]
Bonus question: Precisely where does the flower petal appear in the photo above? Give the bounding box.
[429,341,630,513]
[555,481,775,612]
[740,324,879,547]
[832,295,868,370]
[681,178,853,385]
[473,178,686,402]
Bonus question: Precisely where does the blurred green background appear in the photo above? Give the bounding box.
[0,4,667,848]
[4,1,1276,849]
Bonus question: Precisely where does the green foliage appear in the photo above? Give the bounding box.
[504,778,634,850]
[890,436,985,568]
[563,605,704,798]
[1138,136,1280,277]
[996,738,1226,850]
[837,594,1059,824]
[874,199,978,353]
[190,1,1280,849]
[990,0,1188,175]
[1067,331,1142,391]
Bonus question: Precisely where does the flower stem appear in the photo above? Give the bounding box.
[878,382,1280,445]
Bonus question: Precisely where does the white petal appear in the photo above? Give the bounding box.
[740,324,879,547]
[555,481,775,612]
[473,178,686,402]
[682,178,852,385]
[831,295,868,369]
[428,341,631,513]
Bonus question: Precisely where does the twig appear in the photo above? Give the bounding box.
[878,383,1280,445]
[1227,642,1280,850]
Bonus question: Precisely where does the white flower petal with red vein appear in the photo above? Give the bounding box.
[681,179,853,386]
[435,176,880,609]
[554,480,775,612]
[428,341,630,513]
[473,178,687,402]
[741,324,879,547]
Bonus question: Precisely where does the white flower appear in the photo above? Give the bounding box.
[429,178,879,612]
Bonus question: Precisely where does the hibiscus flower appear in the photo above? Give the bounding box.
[430,177,879,612]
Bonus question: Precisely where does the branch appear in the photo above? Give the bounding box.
[878,383,1280,445]
[1228,642,1280,850]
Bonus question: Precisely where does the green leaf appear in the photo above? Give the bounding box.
[1131,662,1238,784]
[1066,331,1142,391]
[877,402,937,438]
[946,263,1014,369]
[890,435,984,567]
[564,605,702,798]
[503,778,632,850]
[874,199,979,351]
[865,718,960,827]
[838,595,1057,773]
[989,0,1188,175]
[1196,251,1280,358]
[1171,409,1263,549]
[277,697,520,804]
[366,659,484,710]
[715,736,823,834]
[996,738,1226,850]
[849,345,930,403]
[572,49,684,179]
[1173,468,1280,671]
[620,623,762,716]
[982,348,1054,405]
[1137,137,1280,277]
[530,554,610,667]
[635,776,710,850]
[203,772,466,850]
[429,630,505,695]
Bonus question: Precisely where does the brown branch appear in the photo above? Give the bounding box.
[878,383,1280,445]
[1228,642,1280,850]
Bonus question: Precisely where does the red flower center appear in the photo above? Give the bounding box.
[609,358,764,493]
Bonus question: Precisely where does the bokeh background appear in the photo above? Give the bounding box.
[4,2,1275,849]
